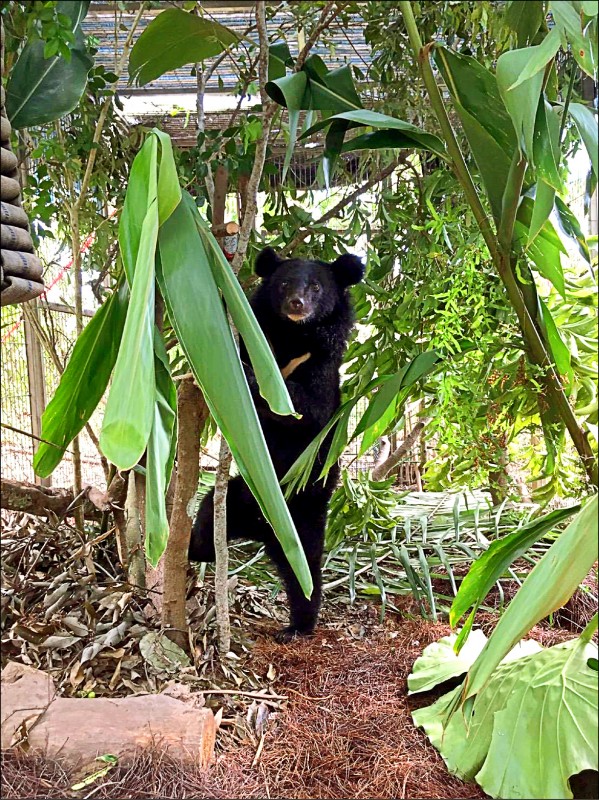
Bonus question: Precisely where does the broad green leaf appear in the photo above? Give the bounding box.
[265,71,308,110]
[514,220,565,297]
[268,42,292,81]
[476,638,598,799]
[505,0,546,46]
[579,0,599,14]
[100,137,159,469]
[358,392,398,456]
[449,505,579,645]
[465,495,598,699]
[308,64,363,114]
[533,98,563,191]
[128,8,238,86]
[33,283,128,478]
[184,194,298,418]
[145,329,177,567]
[528,179,556,247]
[6,2,93,129]
[433,47,515,220]
[517,196,567,253]
[282,109,301,183]
[434,47,516,156]
[412,633,598,799]
[156,199,312,597]
[355,352,442,438]
[408,630,541,694]
[303,109,446,157]
[568,102,599,180]
[539,296,574,385]
[506,26,561,90]
[554,195,591,262]
[550,0,597,77]
[340,129,445,156]
[496,47,545,163]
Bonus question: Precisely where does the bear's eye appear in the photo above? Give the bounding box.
[311,282,321,292]
[280,280,289,288]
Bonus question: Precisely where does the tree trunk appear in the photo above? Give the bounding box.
[371,421,428,481]
[162,379,206,652]
[124,470,146,591]
[213,434,233,653]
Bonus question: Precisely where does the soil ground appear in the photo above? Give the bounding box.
[1,512,597,799]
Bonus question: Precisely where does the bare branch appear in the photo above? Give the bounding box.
[371,421,429,482]
[281,158,404,256]
[296,2,340,70]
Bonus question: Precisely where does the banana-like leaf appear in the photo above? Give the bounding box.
[532,97,562,191]
[183,194,298,418]
[6,1,93,129]
[145,329,177,566]
[100,137,159,469]
[465,494,598,699]
[33,282,129,478]
[496,46,545,164]
[355,351,442,438]
[101,129,181,474]
[156,199,312,597]
[433,47,515,222]
[527,179,556,247]
[514,220,565,297]
[449,505,580,653]
[504,0,546,47]
[128,8,238,86]
[568,102,598,181]
[412,629,598,799]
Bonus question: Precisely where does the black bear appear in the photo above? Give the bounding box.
[189,246,364,642]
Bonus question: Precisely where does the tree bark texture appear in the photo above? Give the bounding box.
[162,379,207,652]
[371,421,428,481]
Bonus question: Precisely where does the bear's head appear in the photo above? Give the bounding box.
[254,247,364,324]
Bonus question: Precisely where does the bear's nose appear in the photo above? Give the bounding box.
[288,297,304,311]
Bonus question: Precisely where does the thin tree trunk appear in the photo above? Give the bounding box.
[124,470,146,590]
[162,379,206,652]
[213,434,233,653]
[372,421,428,481]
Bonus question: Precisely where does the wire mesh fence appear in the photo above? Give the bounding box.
[1,301,106,489]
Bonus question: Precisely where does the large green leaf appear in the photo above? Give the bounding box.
[156,199,312,597]
[449,505,579,652]
[496,46,545,163]
[506,26,561,90]
[514,220,565,297]
[128,8,238,86]
[554,195,591,262]
[533,98,563,191]
[145,329,177,567]
[100,137,159,469]
[268,42,293,82]
[465,495,598,699]
[505,0,546,46]
[182,194,297,418]
[6,1,93,129]
[408,630,542,694]
[539,296,574,386]
[433,47,515,221]
[33,283,129,478]
[550,0,598,77]
[302,109,446,157]
[412,631,598,799]
[568,102,599,181]
[265,71,309,110]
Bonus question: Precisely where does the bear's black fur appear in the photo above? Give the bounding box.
[189,247,364,642]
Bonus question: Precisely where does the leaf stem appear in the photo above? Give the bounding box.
[558,60,577,145]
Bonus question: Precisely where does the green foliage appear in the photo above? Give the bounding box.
[128,8,238,87]
[411,627,598,799]
[6,1,93,128]
[33,283,129,478]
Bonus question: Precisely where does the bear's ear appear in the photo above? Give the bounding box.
[255,247,282,278]
[331,253,365,287]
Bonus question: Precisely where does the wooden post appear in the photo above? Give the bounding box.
[23,300,51,487]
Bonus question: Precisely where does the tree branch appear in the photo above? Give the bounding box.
[296,2,340,70]
[281,158,404,256]
[371,421,428,481]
